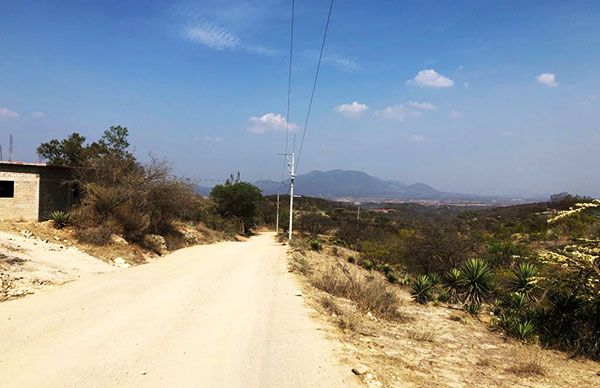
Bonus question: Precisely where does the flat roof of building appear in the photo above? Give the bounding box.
[0,161,73,169]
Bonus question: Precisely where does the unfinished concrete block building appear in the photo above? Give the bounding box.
[0,161,80,221]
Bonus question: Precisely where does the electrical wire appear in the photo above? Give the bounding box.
[295,0,334,172]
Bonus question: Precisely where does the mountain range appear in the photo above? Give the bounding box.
[196,169,534,204]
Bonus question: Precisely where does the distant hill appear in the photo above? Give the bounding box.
[196,170,532,204]
[256,170,520,203]
[256,169,478,201]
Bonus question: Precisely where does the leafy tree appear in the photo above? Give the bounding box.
[210,180,263,235]
[36,132,88,166]
[37,126,133,167]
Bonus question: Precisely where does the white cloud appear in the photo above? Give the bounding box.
[247,113,297,134]
[183,21,241,50]
[375,101,435,121]
[0,107,18,119]
[182,19,276,55]
[324,53,361,71]
[196,136,223,143]
[183,21,240,50]
[408,69,454,88]
[450,109,461,119]
[407,101,436,110]
[376,105,421,121]
[463,81,470,89]
[334,101,369,118]
[409,134,425,143]
[536,73,558,87]
[303,51,361,72]
[32,111,45,119]
[246,45,279,56]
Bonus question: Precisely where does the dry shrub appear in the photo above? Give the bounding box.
[476,358,493,367]
[163,230,187,251]
[320,295,362,331]
[290,255,311,276]
[0,271,17,302]
[407,329,436,342]
[75,220,120,246]
[507,358,546,377]
[311,264,404,321]
[74,156,200,244]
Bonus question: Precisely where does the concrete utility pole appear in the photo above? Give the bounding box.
[279,152,295,241]
[288,152,295,241]
[275,192,280,234]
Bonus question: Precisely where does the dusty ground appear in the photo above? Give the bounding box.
[0,220,224,301]
[0,230,117,301]
[0,233,360,387]
[289,244,600,387]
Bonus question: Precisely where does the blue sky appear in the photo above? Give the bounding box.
[1,0,600,197]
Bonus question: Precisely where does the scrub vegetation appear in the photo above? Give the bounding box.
[270,193,600,361]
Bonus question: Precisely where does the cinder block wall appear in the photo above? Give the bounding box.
[38,173,77,220]
[0,171,40,221]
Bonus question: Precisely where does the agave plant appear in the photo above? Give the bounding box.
[50,211,70,229]
[504,292,528,311]
[510,262,538,297]
[512,320,536,342]
[428,272,441,286]
[465,302,481,316]
[443,268,462,303]
[458,259,493,304]
[411,275,435,304]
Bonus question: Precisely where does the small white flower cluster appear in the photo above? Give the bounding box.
[547,199,600,223]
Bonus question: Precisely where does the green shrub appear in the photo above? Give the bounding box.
[361,259,374,270]
[309,239,323,251]
[459,259,494,304]
[385,271,398,284]
[437,289,450,303]
[347,256,356,264]
[50,211,70,229]
[411,275,435,304]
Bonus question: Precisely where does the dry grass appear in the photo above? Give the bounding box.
[506,353,547,377]
[320,295,362,332]
[310,264,404,321]
[407,329,436,342]
[289,242,600,387]
[290,255,312,276]
[0,271,17,302]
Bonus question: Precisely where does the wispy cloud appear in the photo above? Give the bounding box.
[183,20,240,50]
[536,72,558,87]
[0,107,19,119]
[449,109,461,119]
[179,9,276,56]
[32,111,45,119]
[334,101,369,118]
[303,51,361,72]
[324,53,361,71]
[407,101,436,110]
[247,113,297,134]
[407,69,454,88]
[375,101,435,121]
[408,134,425,143]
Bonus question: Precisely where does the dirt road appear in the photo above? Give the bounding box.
[0,233,359,387]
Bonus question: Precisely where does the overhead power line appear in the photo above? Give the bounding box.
[295,0,335,172]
